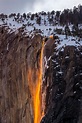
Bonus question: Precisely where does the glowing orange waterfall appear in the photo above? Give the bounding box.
[27,41,44,123]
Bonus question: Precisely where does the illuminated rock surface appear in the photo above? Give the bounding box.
[0,27,43,123]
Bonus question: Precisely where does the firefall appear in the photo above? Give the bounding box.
[27,41,44,123]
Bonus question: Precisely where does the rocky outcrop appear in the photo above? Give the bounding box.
[41,38,82,123]
[0,27,43,123]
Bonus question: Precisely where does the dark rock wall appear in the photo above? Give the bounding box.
[41,39,82,123]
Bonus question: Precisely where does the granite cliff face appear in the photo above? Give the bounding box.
[0,27,43,123]
[41,38,82,123]
[0,26,82,123]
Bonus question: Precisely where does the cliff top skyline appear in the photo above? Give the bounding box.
[0,0,82,14]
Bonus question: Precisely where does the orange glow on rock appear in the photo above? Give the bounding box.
[27,41,44,123]
[49,35,54,39]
